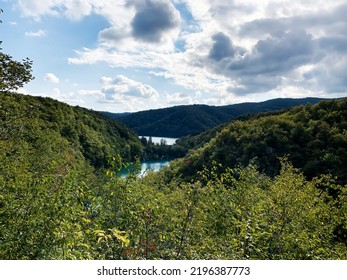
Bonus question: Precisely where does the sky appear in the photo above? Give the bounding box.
[1,0,347,113]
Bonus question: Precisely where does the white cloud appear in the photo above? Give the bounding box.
[100,75,159,101]
[14,0,347,109]
[44,73,60,84]
[50,88,86,105]
[74,75,162,111]
[63,0,93,20]
[167,92,194,104]
[25,29,47,37]
[20,86,85,107]
[15,0,59,21]
[15,0,93,21]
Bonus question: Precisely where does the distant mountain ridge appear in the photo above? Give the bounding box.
[102,97,328,138]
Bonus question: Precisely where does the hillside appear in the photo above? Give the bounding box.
[0,92,142,171]
[171,98,347,185]
[1,93,347,260]
[104,97,326,137]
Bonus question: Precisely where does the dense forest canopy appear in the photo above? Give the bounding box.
[0,92,143,170]
[1,93,346,260]
[173,99,347,185]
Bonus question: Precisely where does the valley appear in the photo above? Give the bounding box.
[1,92,347,260]
[1,0,347,263]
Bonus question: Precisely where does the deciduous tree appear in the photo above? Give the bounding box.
[0,9,34,92]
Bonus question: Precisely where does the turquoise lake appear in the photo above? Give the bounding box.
[120,160,171,177]
[119,136,178,177]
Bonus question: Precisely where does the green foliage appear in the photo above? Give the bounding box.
[0,92,142,169]
[0,92,141,259]
[1,133,346,259]
[0,152,347,259]
[140,136,186,161]
[92,159,345,260]
[1,92,346,260]
[0,165,92,259]
[0,48,34,92]
[165,159,346,259]
[177,98,347,185]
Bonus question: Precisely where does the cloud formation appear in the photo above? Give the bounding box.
[44,73,60,84]
[100,75,159,103]
[208,32,236,61]
[129,0,180,43]
[16,0,93,21]
[13,0,347,111]
[167,92,194,105]
[222,30,317,94]
[25,29,47,37]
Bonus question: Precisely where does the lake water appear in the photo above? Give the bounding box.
[139,136,178,145]
[140,160,170,174]
[120,160,170,177]
[120,136,177,177]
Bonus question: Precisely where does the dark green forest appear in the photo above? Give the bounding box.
[0,31,347,259]
[105,97,326,137]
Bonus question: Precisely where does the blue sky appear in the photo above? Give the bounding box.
[1,0,347,112]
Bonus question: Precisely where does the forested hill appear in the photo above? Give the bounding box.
[0,92,142,170]
[103,97,326,137]
[171,98,347,184]
[2,92,347,260]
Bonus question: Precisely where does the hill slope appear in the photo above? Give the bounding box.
[2,93,346,260]
[171,98,347,184]
[0,92,142,171]
[104,97,326,137]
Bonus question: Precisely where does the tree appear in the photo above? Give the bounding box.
[0,9,34,92]
[0,51,34,92]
